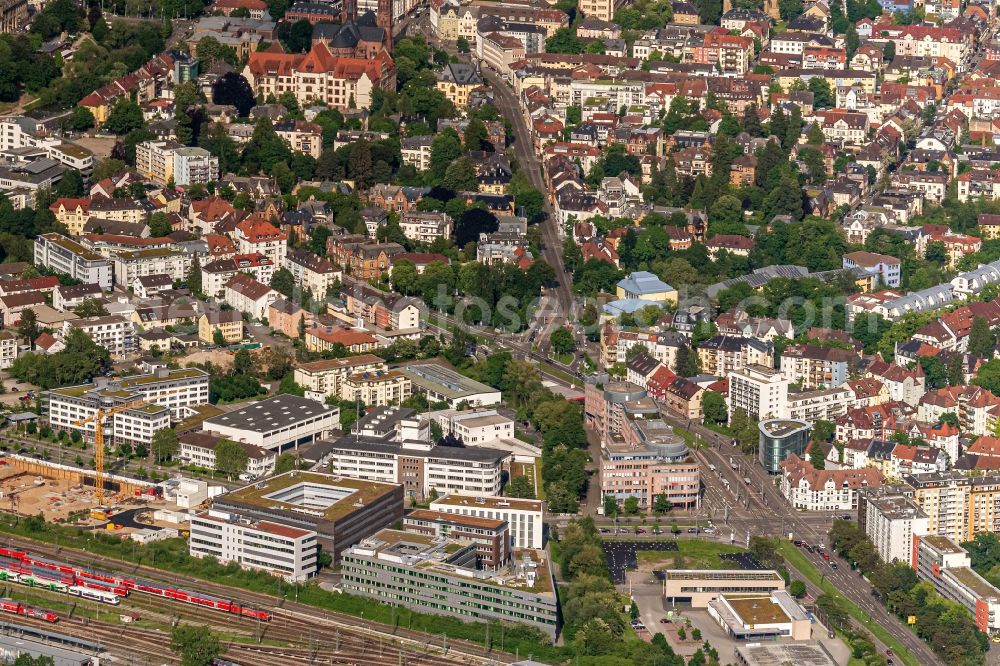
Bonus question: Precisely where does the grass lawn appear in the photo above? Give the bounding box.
[637,540,745,569]
[776,541,919,666]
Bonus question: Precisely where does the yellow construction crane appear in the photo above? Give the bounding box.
[73,400,148,504]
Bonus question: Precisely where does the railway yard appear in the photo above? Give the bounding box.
[0,533,514,665]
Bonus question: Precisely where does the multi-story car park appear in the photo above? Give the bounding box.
[189,508,318,582]
[340,529,558,638]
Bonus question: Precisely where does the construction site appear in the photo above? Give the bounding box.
[0,455,160,525]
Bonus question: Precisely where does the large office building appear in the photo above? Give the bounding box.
[211,471,403,562]
[903,471,1000,543]
[600,416,700,510]
[326,435,510,501]
[913,534,1000,634]
[202,394,340,452]
[402,509,511,569]
[190,508,318,582]
[431,494,544,549]
[46,368,210,448]
[584,376,647,443]
[34,233,112,290]
[400,362,501,408]
[663,570,786,607]
[340,529,559,638]
[758,419,811,474]
[859,488,929,565]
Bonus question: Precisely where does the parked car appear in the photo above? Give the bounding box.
[636,528,646,534]
[618,527,630,534]
[660,618,671,624]
[652,528,663,535]
[687,528,698,534]
[599,528,611,534]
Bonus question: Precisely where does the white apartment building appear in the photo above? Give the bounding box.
[570,79,645,109]
[401,135,433,171]
[179,432,276,477]
[46,368,211,443]
[294,355,388,397]
[64,315,135,358]
[190,509,318,582]
[284,248,341,298]
[786,385,853,423]
[913,535,1000,634]
[861,489,929,565]
[432,409,515,445]
[341,370,412,407]
[173,147,219,186]
[781,454,883,511]
[0,117,95,178]
[202,394,340,452]
[431,494,544,549]
[112,404,172,449]
[201,254,275,298]
[728,364,789,421]
[112,249,191,287]
[135,140,181,185]
[34,233,112,290]
[0,330,18,370]
[399,211,453,244]
[236,219,287,268]
[904,471,1000,544]
[327,438,510,499]
[224,274,277,320]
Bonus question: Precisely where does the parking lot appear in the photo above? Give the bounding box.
[719,552,764,570]
[602,540,679,584]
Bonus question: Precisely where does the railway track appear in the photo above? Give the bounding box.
[0,534,514,664]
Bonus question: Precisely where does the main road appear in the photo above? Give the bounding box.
[416,16,576,355]
[658,408,944,666]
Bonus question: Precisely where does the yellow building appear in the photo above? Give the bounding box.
[436,63,484,109]
[198,311,244,344]
[615,271,679,305]
[905,471,1000,544]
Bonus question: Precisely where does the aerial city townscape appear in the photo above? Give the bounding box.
[6,0,1000,664]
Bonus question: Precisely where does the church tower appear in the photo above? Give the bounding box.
[341,0,356,24]
[378,0,393,54]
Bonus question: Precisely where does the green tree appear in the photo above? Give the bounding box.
[148,212,173,237]
[702,390,727,425]
[186,259,203,296]
[603,494,618,518]
[270,267,296,299]
[233,349,255,376]
[623,496,640,515]
[789,580,806,598]
[215,439,249,478]
[968,316,996,357]
[65,106,95,132]
[506,475,536,498]
[442,156,478,192]
[652,494,672,514]
[73,299,109,318]
[550,327,576,355]
[545,27,584,54]
[150,428,179,463]
[103,100,145,135]
[16,308,39,346]
[170,624,222,666]
[430,128,462,181]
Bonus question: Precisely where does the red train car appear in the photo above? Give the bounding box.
[0,598,58,623]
